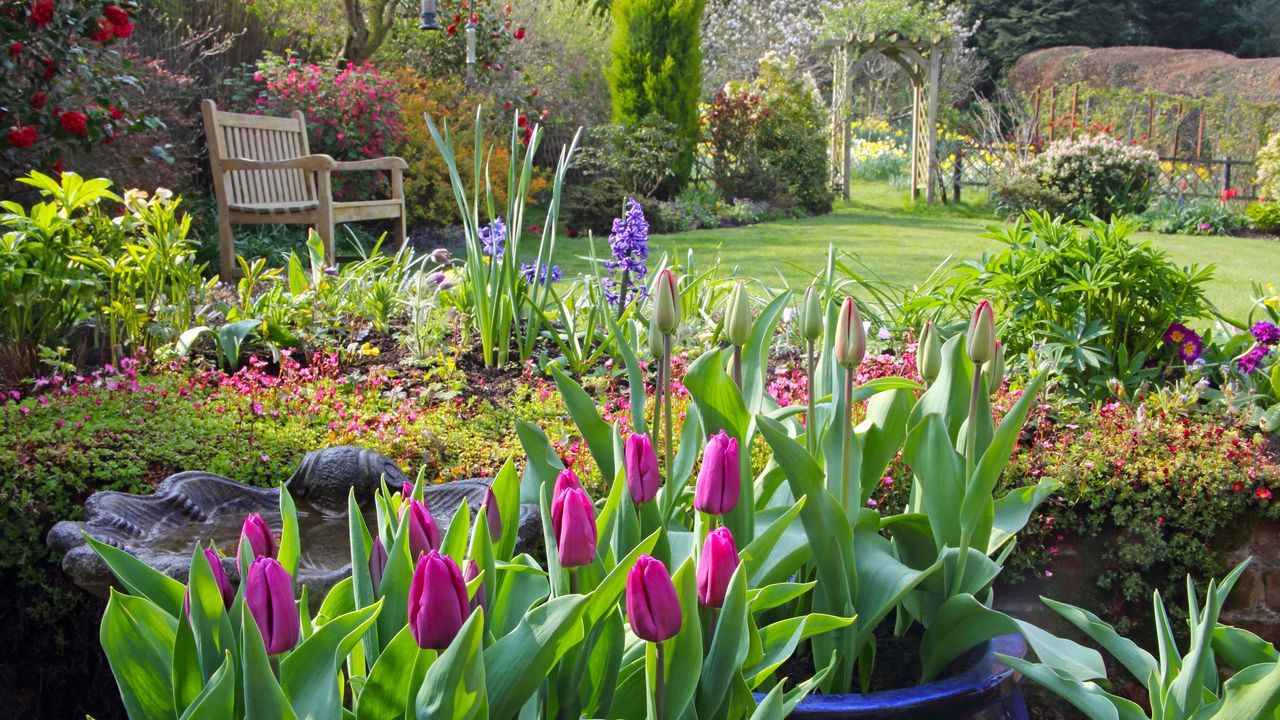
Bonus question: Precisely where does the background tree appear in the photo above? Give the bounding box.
[606,0,707,195]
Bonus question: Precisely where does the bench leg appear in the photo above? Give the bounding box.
[393,210,407,251]
[316,171,336,266]
[217,209,235,281]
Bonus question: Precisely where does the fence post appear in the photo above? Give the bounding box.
[1223,161,1232,195]
[953,146,962,204]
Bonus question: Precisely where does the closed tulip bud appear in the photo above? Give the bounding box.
[550,468,583,530]
[185,549,234,618]
[237,514,275,560]
[986,340,1005,391]
[694,429,740,515]
[833,296,866,369]
[696,527,739,608]
[654,268,681,335]
[625,554,682,643]
[427,247,451,264]
[799,286,823,342]
[481,487,502,541]
[464,559,486,614]
[625,432,660,505]
[724,282,751,347]
[554,487,597,568]
[917,321,942,383]
[402,498,442,559]
[369,537,388,592]
[966,301,996,364]
[647,313,665,358]
[407,551,470,650]
[402,481,414,498]
[245,557,299,655]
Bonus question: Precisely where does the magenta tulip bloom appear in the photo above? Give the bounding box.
[481,487,502,541]
[465,559,486,614]
[237,514,275,560]
[694,430,740,515]
[697,527,740,608]
[402,481,415,498]
[402,498,442,559]
[625,432,660,505]
[184,548,234,618]
[245,557,299,655]
[550,468,583,530]
[407,551,470,650]
[626,554,682,643]
[369,537,388,592]
[554,487,598,568]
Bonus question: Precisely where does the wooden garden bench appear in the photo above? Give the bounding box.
[201,99,408,279]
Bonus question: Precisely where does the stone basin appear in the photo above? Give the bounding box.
[47,446,541,605]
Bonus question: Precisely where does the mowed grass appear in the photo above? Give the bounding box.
[553,181,1279,321]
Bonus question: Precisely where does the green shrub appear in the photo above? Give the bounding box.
[1246,200,1280,234]
[704,56,833,215]
[564,176,628,237]
[606,0,707,192]
[1140,197,1250,236]
[993,134,1159,220]
[956,212,1213,399]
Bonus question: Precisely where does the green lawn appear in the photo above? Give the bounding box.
[556,182,1279,320]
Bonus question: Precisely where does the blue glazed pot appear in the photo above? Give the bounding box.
[770,634,1028,720]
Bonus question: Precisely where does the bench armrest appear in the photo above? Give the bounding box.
[332,157,409,172]
[221,154,337,172]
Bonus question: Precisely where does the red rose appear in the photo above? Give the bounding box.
[7,125,37,149]
[90,17,114,43]
[470,12,478,23]
[29,0,54,26]
[59,110,88,136]
[530,88,538,97]
[108,105,123,120]
[50,157,63,174]
[452,13,461,21]
[103,5,128,24]
[446,23,457,35]
[517,114,528,128]
[31,92,46,109]
[113,19,133,38]
[8,41,23,57]
[502,100,512,110]
[513,27,525,39]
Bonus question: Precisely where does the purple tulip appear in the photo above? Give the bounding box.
[550,468,583,531]
[697,527,740,608]
[481,487,502,541]
[407,551,470,650]
[694,430,740,515]
[402,481,415,498]
[625,432,661,505]
[554,487,597,569]
[626,554,682,643]
[402,498,442,559]
[464,559,486,614]
[184,549,234,618]
[237,514,275,560]
[244,556,299,655]
[369,537,388,592]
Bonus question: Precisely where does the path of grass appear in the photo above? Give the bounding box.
[556,182,1279,321]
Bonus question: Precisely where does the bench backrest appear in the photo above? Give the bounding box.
[201,99,316,208]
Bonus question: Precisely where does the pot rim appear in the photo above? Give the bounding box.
[761,633,1027,717]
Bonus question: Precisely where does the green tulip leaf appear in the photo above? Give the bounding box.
[172,614,204,714]
[997,655,1148,720]
[697,565,750,719]
[491,458,521,562]
[356,625,432,720]
[375,510,414,654]
[177,651,236,720]
[551,363,620,483]
[490,556,550,639]
[101,589,178,720]
[516,420,566,504]
[415,610,487,720]
[747,613,855,689]
[920,594,1104,683]
[347,490,379,663]
[278,485,301,577]
[1041,596,1157,684]
[485,594,589,717]
[281,601,382,720]
[240,605,297,720]
[85,533,186,618]
[1212,625,1279,672]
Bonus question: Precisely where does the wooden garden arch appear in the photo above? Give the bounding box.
[827,35,950,203]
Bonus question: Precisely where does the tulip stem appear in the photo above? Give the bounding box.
[841,365,854,513]
[655,641,666,720]
[805,340,816,456]
[569,568,579,596]
[952,364,985,598]
[662,334,674,486]
[731,346,742,389]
